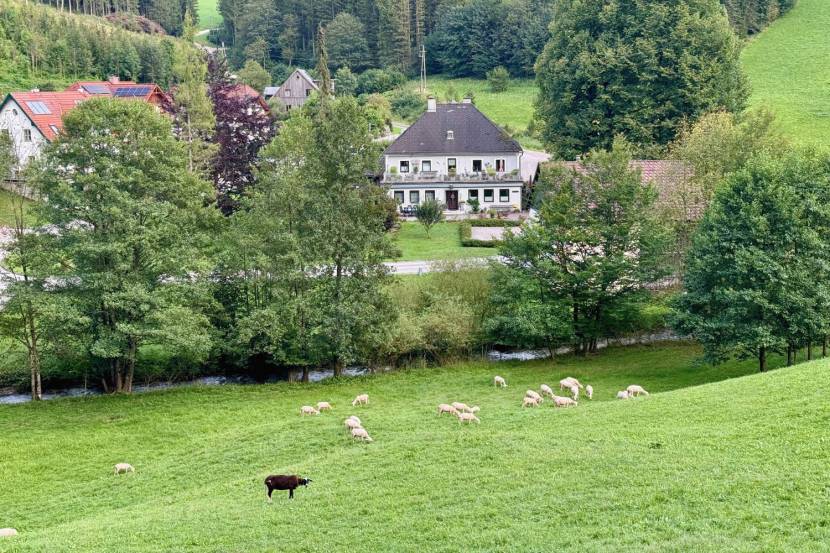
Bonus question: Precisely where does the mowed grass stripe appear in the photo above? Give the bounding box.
[1,343,828,551]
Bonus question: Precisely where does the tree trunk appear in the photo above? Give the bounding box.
[759,346,766,373]
[786,345,793,367]
[125,338,137,393]
[302,366,309,383]
[807,340,813,361]
[29,349,42,401]
[333,357,344,378]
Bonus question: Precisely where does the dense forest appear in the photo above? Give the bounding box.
[215,0,794,78]
[32,0,197,35]
[0,0,181,92]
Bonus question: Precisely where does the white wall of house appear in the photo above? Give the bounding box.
[0,100,47,171]
[385,153,521,176]
[388,184,523,212]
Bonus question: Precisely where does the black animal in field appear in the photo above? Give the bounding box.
[265,474,312,501]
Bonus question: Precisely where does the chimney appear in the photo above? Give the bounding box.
[462,97,472,104]
[427,96,437,112]
[108,75,120,84]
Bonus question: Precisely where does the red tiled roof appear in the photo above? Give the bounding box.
[8,91,90,141]
[67,81,167,103]
[226,84,270,110]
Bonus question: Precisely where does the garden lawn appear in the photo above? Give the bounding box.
[741,0,830,148]
[1,342,828,552]
[0,189,33,228]
[405,76,542,150]
[391,221,495,262]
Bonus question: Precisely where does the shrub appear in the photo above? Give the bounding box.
[459,220,522,247]
[486,66,510,93]
[468,198,480,213]
[416,199,445,237]
[388,88,426,122]
[356,68,407,95]
[335,66,358,97]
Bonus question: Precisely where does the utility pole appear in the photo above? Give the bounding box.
[419,44,427,95]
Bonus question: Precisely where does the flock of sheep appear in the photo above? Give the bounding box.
[295,376,650,444]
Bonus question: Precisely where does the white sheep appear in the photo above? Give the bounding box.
[540,384,554,398]
[344,418,362,430]
[525,390,543,403]
[114,463,134,475]
[569,385,580,401]
[626,385,649,397]
[560,377,584,390]
[522,396,541,408]
[552,395,577,408]
[457,412,481,424]
[316,401,333,411]
[451,402,471,413]
[300,405,320,416]
[494,376,507,388]
[0,529,17,538]
[617,390,630,400]
[437,403,459,416]
[351,427,373,442]
[352,394,369,406]
[586,385,593,400]
[347,415,362,425]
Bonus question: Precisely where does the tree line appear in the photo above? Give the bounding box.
[31,0,198,36]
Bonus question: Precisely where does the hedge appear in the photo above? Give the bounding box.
[459,219,523,247]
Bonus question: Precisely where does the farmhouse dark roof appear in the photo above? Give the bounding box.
[384,102,523,155]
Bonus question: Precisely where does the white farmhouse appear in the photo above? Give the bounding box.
[382,97,524,215]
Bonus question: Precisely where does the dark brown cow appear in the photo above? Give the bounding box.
[265,474,312,501]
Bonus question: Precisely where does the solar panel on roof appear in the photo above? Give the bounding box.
[114,86,151,98]
[114,88,133,97]
[26,101,51,115]
[84,84,110,94]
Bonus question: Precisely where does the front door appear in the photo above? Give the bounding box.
[446,190,459,210]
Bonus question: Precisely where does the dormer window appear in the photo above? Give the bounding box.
[446,130,454,140]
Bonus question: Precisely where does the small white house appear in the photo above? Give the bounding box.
[381,97,524,214]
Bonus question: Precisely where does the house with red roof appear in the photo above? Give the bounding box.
[0,78,169,173]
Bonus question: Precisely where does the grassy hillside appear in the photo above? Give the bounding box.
[197,0,222,30]
[407,76,542,150]
[742,0,830,147]
[1,342,827,552]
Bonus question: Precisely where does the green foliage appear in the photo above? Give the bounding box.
[0,130,13,178]
[361,94,393,137]
[510,139,671,354]
[459,220,522,247]
[486,66,509,93]
[326,12,371,72]
[28,99,219,393]
[334,66,357,97]
[535,0,748,158]
[356,68,407,95]
[674,150,830,372]
[415,199,444,238]
[721,0,794,35]
[386,88,425,122]
[237,59,271,92]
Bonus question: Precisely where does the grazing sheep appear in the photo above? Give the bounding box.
[617,390,630,400]
[300,405,320,416]
[457,412,481,424]
[344,418,362,430]
[540,384,554,398]
[525,390,543,402]
[351,427,374,442]
[552,395,577,408]
[316,401,333,411]
[347,415,362,425]
[569,385,580,401]
[586,385,593,400]
[468,405,480,413]
[522,396,541,408]
[264,474,311,501]
[0,529,18,538]
[451,402,471,413]
[114,463,134,475]
[494,376,507,388]
[559,377,584,390]
[438,403,459,416]
[627,385,649,397]
[352,394,369,406]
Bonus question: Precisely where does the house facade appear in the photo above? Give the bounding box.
[381,98,524,214]
[0,79,168,172]
[271,69,334,111]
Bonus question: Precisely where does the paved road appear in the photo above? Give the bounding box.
[385,257,496,275]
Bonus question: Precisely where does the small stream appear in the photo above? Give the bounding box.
[0,332,678,405]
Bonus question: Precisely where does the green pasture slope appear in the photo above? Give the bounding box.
[742,0,830,148]
[1,342,828,551]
